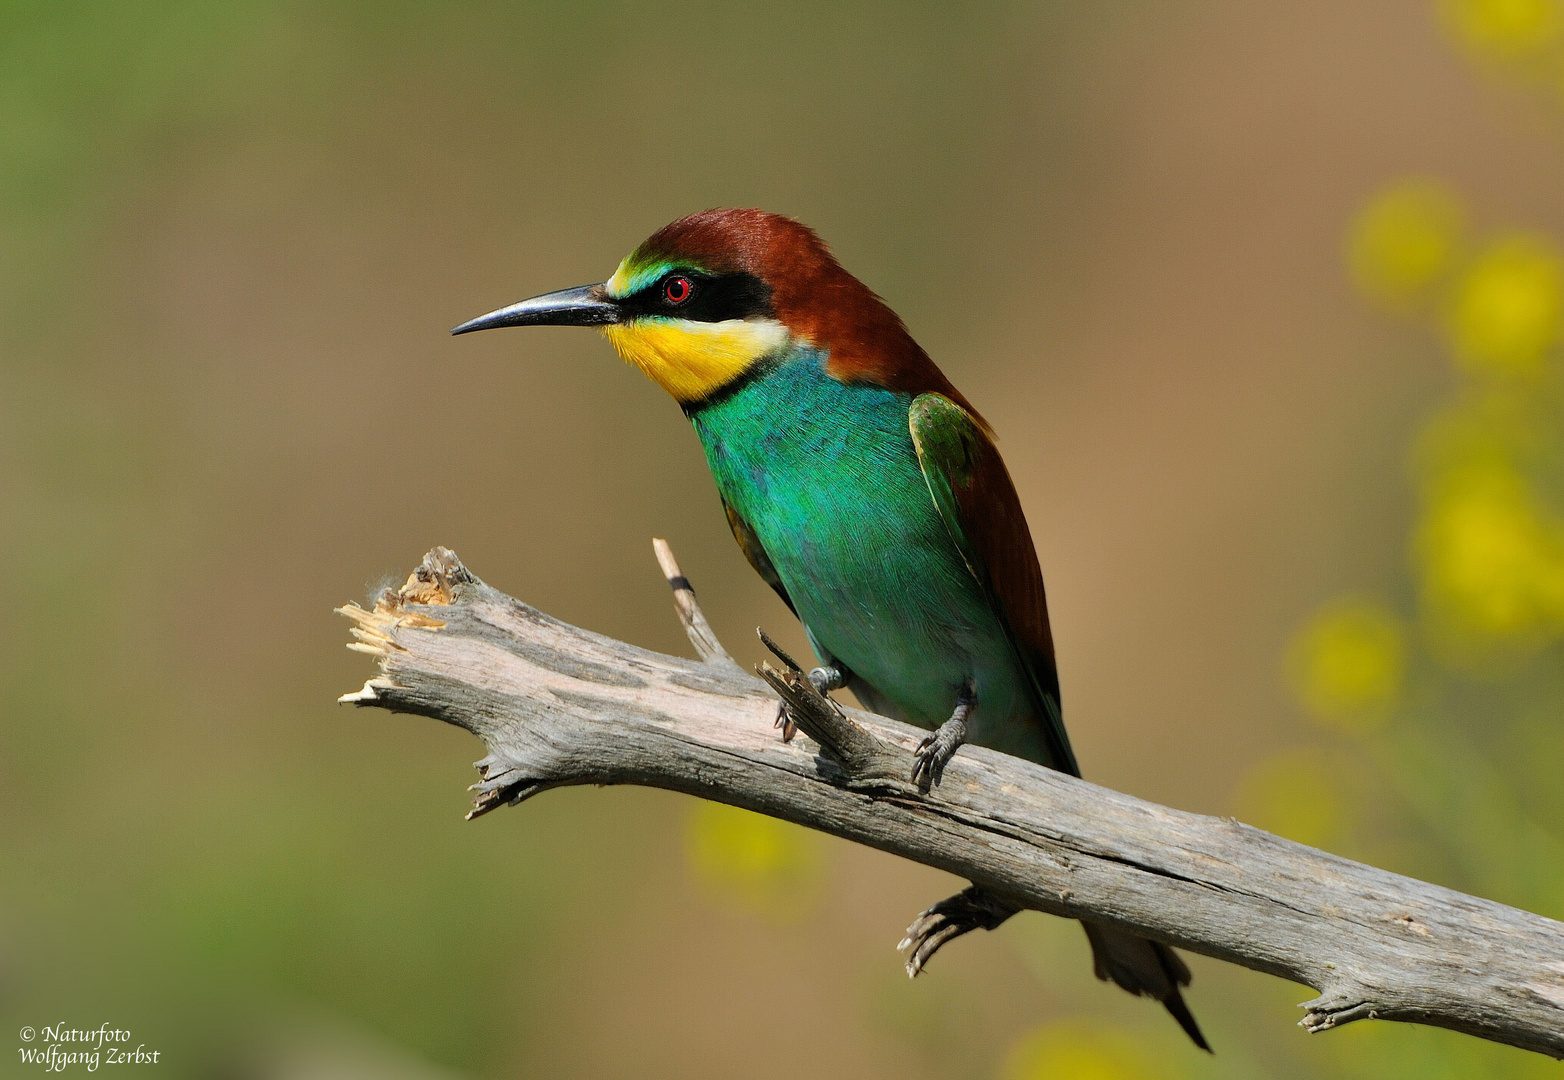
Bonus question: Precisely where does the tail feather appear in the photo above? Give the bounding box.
[1083,923,1210,1052]
[848,677,1209,1051]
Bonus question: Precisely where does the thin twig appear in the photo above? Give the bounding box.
[652,537,741,672]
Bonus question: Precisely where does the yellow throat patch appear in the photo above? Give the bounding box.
[602,318,789,404]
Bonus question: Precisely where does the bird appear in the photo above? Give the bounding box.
[452,208,1208,1050]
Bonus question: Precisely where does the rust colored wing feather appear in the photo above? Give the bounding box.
[723,497,797,616]
[909,393,1078,776]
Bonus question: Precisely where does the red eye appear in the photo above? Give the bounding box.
[664,276,693,304]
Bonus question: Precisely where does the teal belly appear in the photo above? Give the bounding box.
[691,348,1047,762]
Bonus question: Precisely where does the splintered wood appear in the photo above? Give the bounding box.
[335,544,1564,1059]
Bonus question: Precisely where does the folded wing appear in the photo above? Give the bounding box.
[908,392,1078,776]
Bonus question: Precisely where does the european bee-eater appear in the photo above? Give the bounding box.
[453,209,1207,1050]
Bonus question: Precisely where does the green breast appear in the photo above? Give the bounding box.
[689,346,1048,761]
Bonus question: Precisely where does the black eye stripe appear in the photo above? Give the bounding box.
[616,270,773,323]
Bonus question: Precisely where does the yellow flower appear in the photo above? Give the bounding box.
[1347,180,1464,308]
[1446,233,1563,377]
[685,800,819,920]
[1287,598,1405,733]
[1002,1021,1167,1080]
[1416,463,1564,648]
[1233,748,1349,850]
[1442,0,1561,58]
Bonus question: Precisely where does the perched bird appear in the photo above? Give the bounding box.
[453,209,1208,1050]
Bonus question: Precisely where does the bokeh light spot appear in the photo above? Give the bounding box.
[1001,1021,1166,1080]
[1348,179,1465,308]
[1442,0,1562,57]
[1233,748,1349,850]
[685,800,820,921]
[1446,232,1563,377]
[1415,463,1564,650]
[1287,597,1405,733]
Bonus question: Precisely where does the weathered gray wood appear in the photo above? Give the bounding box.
[338,547,1564,1058]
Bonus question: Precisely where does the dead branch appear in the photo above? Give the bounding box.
[337,546,1564,1058]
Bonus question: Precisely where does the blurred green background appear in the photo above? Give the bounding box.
[3,0,1563,1076]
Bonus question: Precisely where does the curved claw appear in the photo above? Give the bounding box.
[762,635,848,745]
[911,685,974,788]
[774,667,845,743]
[897,885,1019,977]
[911,718,968,788]
[774,698,799,742]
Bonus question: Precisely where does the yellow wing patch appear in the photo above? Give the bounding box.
[602,318,788,403]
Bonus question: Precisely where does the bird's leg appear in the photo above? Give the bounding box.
[911,682,975,787]
[808,662,849,694]
[759,629,849,742]
[773,662,849,741]
[897,884,1020,977]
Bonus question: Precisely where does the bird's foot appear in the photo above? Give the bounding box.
[774,664,848,741]
[911,684,975,788]
[758,629,847,742]
[898,885,1019,977]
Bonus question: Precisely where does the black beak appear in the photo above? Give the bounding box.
[451,283,620,335]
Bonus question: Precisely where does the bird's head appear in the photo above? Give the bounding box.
[454,208,955,408]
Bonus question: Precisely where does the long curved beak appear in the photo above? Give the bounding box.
[451,283,620,335]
